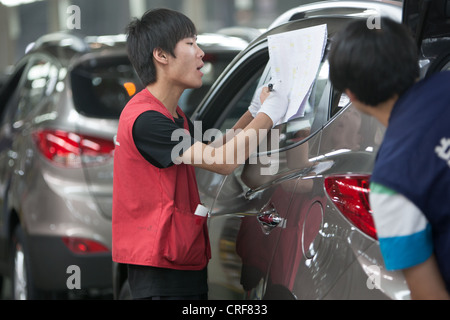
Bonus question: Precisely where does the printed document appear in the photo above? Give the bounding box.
[268,24,328,124]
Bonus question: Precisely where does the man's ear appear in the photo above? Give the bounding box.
[345,89,359,103]
[153,48,169,65]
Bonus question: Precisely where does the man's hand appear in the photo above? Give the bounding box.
[248,86,265,118]
[257,80,289,127]
[248,85,276,118]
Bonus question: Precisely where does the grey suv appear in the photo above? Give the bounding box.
[0,32,246,299]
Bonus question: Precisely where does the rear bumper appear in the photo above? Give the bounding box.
[27,234,112,292]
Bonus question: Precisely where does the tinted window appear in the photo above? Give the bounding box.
[196,46,269,132]
[71,56,144,119]
[330,91,351,119]
[179,51,240,117]
[280,59,331,148]
[210,45,333,151]
[217,71,262,132]
[0,63,27,122]
[70,50,238,120]
[13,57,60,122]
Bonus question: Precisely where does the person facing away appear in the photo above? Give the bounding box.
[111,8,289,300]
[329,17,450,300]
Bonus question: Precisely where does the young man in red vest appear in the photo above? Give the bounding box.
[112,9,288,300]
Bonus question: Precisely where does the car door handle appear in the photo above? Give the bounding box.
[257,203,284,235]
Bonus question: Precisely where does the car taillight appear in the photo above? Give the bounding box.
[62,237,109,254]
[324,175,377,240]
[32,129,115,168]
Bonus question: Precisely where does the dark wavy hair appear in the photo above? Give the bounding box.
[126,8,197,86]
[329,18,419,106]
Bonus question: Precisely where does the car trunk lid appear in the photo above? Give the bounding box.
[70,52,144,220]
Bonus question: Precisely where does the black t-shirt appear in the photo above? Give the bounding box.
[127,110,207,299]
[133,110,197,169]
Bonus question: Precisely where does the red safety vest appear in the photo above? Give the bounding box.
[112,89,211,271]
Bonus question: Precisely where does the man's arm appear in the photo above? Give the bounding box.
[211,86,271,148]
[179,112,274,175]
[370,182,449,300]
[209,110,255,148]
[403,255,450,300]
[178,82,286,175]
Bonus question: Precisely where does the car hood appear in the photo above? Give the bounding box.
[403,0,450,43]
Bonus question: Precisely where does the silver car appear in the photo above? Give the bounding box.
[191,0,450,300]
[0,32,246,300]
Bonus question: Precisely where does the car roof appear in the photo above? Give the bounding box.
[247,1,402,49]
[269,0,402,29]
[196,33,249,52]
[24,32,248,67]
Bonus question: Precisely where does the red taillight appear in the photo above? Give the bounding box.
[324,175,377,240]
[32,130,115,168]
[62,237,109,254]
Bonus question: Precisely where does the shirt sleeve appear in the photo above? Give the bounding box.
[132,111,196,169]
[369,182,434,271]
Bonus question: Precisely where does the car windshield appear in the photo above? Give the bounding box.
[71,56,144,119]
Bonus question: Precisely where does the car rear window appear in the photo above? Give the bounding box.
[71,51,238,119]
[71,55,144,119]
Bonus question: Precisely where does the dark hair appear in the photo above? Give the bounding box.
[329,18,420,106]
[126,8,197,86]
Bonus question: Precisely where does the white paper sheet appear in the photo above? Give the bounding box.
[268,24,328,125]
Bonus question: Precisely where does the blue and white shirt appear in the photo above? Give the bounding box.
[370,183,433,270]
[370,71,450,290]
